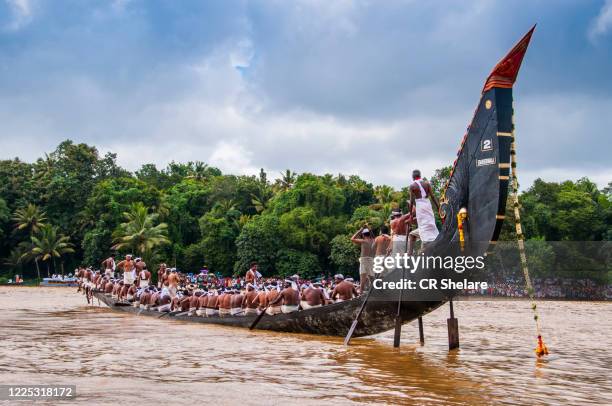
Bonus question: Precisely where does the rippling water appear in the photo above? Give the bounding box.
[0,287,610,405]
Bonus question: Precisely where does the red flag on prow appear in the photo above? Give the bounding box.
[483,25,536,93]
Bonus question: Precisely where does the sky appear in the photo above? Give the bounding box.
[0,0,611,189]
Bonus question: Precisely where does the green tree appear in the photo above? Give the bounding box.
[275,248,321,279]
[329,234,359,277]
[12,204,47,236]
[277,169,297,191]
[0,198,10,242]
[198,203,241,275]
[234,215,282,276]
[112,203,170,265]
[29,225,75,277]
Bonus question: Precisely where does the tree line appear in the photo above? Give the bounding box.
[0,140,610,282]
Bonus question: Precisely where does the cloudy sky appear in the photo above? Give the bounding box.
[1,0,611,188]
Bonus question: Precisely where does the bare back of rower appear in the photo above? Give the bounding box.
[331,280,358,301]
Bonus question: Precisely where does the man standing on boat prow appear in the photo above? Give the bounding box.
[101,254,116,278]
[351,225,375,293]
[409,169,440,253]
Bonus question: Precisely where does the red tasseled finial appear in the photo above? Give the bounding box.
[483,25,536,93]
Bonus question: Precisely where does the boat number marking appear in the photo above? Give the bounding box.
[477,157,496,167]
[481,139,493,151]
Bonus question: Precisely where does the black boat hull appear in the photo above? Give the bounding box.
[95,292,441,337]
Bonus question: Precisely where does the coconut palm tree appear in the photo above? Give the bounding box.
[29,225,75,277]
[4,247,26,280]
[13,204,48,280]
[279,169,297,191]
[112,203,170,263]
[374,185,395,205]
[186,161,210,182]
[13,204,47,236]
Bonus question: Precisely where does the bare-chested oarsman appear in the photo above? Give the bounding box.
[388,210,412,258]
[135,258,151,289]
[167,269,179,299]
[157,263,168,288]
[351,225,375,292]
[243,284,259,315]
[269,280,300,314]
[373,225,391,275]
[331,274,358,302]
[408,169,440,254]
[245,263,257,285]
[301,282,326,309]
[116,254,136,300]
[101,254,116,279]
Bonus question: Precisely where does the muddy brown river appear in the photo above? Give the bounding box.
[0,287,610,405]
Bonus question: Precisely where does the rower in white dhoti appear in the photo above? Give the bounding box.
[409,169,440,253]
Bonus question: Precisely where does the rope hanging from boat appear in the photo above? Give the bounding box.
[510,138,549,358]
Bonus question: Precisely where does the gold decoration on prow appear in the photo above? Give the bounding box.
[485,99,492,109]
[457,207,468,252]
[438,194,448,220]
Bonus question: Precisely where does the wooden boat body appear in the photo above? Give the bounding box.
[96,292,439,337]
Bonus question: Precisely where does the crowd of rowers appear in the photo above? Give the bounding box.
[76,170,442,317]
[77,256,360,317]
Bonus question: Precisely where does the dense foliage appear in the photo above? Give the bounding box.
[0,140,610,282]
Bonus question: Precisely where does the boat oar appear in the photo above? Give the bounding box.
[158,309,182,319]
[249,306,269,330]
[392,270,405,348]
[344,275,381,346]
[393,222,411,347]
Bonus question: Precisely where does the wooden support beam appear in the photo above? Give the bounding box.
[447,299,460,350]
[418,316,425,345]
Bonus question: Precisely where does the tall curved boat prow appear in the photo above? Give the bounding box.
[95,27,536,337]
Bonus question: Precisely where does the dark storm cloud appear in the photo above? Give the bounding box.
[0,0,610,188]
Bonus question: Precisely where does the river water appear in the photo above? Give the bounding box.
[0,287,610,405]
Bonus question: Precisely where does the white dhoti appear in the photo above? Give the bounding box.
[157,303,171,312]
[244,308,258,316]
[281,305,298,314]
[230,307,243,316]
[219,308,230,317]
[414,180,439,243]
[359,256,374,277]
[205,308,219,317]
[196,309,204,316]
[266,306,282,315]
[301,302,322,310]
[123,271,135,285]
[139,279,149,289]
[391,235,407,255]
[105,269,113,278]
